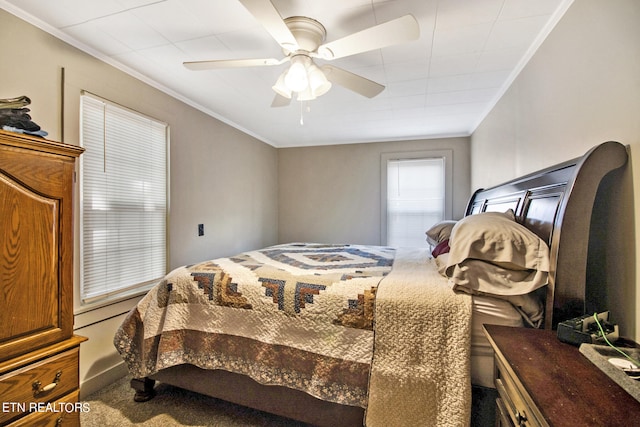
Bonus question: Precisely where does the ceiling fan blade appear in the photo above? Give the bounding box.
[271,94,291,108]
[320,65,385,98]
[184,58,282,70]
[317,14,419,60]
[239,0,299,51]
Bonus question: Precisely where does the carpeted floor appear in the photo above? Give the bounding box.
[80,375,311,426]
[81,375,495,426]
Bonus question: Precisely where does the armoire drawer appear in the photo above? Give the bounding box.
[7,390,81,427]
[0,348,79,424]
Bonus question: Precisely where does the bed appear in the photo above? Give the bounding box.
[114,141,628,426]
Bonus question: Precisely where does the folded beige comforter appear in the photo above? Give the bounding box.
[367,248,473,427]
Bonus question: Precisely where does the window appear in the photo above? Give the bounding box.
[80,94,168,304]
[381,151,452,248]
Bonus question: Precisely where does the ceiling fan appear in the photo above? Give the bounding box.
[183,0,420,107]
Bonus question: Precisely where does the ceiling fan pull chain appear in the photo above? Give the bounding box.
[299,102,312,125]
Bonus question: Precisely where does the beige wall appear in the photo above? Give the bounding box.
[472,0,640,340]
[0,9,278,396]
[278,137,470,245]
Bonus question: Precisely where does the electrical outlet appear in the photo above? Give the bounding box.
[198,224,204,236]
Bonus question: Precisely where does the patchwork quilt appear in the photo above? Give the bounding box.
[114,243,472,425]
[115,243,395,407]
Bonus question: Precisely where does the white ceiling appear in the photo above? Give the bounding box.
[2,0,572,148]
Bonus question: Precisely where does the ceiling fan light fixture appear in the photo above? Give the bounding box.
[272,72,292,98]
[284,55,310,92]
[296,86,316,102]
[307,64,331,97]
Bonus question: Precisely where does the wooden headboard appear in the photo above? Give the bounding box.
[465,141,628,329]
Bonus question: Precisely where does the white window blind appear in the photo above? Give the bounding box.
[80,94,168,304]
[386,157,445,248]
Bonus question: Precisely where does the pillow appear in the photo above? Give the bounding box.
[425,220,457,246]
[445,210,549,296]
[447,258,548,296]
[434,252,449,276]
[431,239,450,258]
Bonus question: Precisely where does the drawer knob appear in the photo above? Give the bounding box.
[515,410,528,426]
[32,370,62,397]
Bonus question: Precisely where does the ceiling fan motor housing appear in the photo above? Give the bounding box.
[283,16,326,54]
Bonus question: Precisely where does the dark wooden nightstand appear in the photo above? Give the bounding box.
[483,324,640,427]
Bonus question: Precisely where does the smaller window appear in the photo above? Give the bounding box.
[381,150,452,248]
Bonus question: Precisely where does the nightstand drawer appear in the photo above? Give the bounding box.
[495,356,546,427]
[496,395,515,427]
[0,348,79,424]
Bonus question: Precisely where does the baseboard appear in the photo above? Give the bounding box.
[80,361,129,400]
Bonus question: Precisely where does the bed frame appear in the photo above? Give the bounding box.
[466,141,627,329]
[130,141,628,426]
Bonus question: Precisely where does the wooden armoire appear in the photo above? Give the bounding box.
[0,129,86,425]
